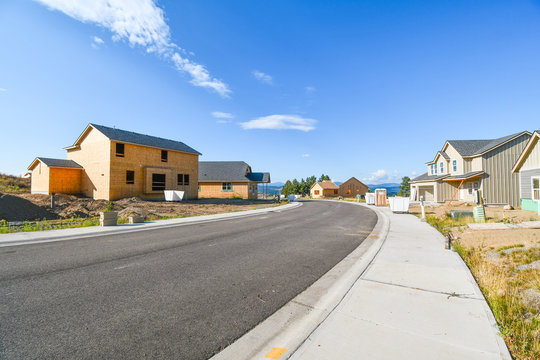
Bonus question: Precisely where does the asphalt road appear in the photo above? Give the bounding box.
[0,200,377,359]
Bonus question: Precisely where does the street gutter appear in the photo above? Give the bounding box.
[211,200,389,360]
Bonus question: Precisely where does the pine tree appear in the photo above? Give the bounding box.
[398,176,411,197]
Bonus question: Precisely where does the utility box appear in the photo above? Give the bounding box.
[375,189,387,206]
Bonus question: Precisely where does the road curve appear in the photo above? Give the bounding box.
[0,200,376,359]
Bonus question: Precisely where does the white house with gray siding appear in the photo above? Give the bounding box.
[512,130,540,213]
[410,131,531,207]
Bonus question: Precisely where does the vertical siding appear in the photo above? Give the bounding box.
[463,160,472,173]
[519,168,540,199]
[437,181,458,202]
[482,134,530,207]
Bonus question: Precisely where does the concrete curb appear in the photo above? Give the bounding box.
[0,201,302,247]
[211,200,389,360]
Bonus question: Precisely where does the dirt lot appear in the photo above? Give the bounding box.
[0,193,278,222]
[409,201,540,223]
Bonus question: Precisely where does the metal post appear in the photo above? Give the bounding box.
[420,195,425,221]
[50,193,55,209]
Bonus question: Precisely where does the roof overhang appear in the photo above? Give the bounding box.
[442,171,484,182]
[512,131,540,173]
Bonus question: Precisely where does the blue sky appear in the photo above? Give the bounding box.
[1,1,540,184]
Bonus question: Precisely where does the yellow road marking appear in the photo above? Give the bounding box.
[265,347,287,359]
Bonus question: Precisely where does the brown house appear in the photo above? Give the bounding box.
[28,124,201,200]
[198,161,270,200]
[310,180,339,198]
[338,177,369,198]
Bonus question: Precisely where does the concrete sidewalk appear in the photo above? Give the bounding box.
[289,207,510,360]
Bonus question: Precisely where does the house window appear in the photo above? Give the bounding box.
[152,173,166,191]
[116,143,125,157]
[433,164,437,174]
[452,160,457,171]
[334,189,338,194]
[222,182,232,191]
[440,162,444,173]
[346,189,351,195]
[533,177,540,201]
[314,190,320,195]
[126,170,134,184]
[177,174,189,186]
[161,150,168,162]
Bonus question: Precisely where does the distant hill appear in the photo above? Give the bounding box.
[367,183,400,196]
[258,182,283,196]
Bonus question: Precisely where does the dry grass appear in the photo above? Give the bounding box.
[0,173,30,194]
[424,212,540,359]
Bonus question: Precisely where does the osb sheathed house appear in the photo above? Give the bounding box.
[198,161,270,199]
[410,131,531,207]
[338,177,369,198]
[310,180,339,199]
[28,124,201,200]
[512,130,540,213]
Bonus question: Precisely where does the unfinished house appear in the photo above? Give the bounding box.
[338,177,369,198]
[28,124,201,200]
[198,161,270,200]
[310,180,339,199]
[410,131,531,207]
[512,130,540,212]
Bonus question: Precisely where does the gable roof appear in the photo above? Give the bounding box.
[339,177,368,189]
[199,161,270,183]
[426,151,451,164]
[28,157,83,170]
[512,130,540,172]
[66,124,201,155]
[445,132,530,157]
[311,180,339,190]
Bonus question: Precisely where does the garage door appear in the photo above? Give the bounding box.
[419,186,434,201]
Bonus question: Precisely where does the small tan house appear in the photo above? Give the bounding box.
[310,180,339,199]
[198,161,270,200]
[338,177,369,198]
[28,124,201,200]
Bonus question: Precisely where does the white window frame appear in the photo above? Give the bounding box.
[440,162,444,174]
[452,160,457,171]
[532,176,540,202]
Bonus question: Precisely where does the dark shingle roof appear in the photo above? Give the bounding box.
[447,132,526,157]
[199,161,270,183]
[31,157,83,169]
[410,172,449,183]
[89,124,201,155]
[439,151,450,160]
[248,172,271,182]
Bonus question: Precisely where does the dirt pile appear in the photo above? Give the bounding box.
[0,193,59,221]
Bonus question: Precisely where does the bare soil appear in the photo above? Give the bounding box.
[0,193,277,222]
[409,201,540,223]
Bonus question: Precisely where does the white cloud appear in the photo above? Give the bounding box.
[35,0,231,97]
[240,114,317,132]
[211,111,234,119]
[91,35,104,48]
[411,171,417,176]
[301,153,311,158]
[362,169,401,184]
[0,88,6,92]
[305,86,315,93]
[252,70,273,85]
